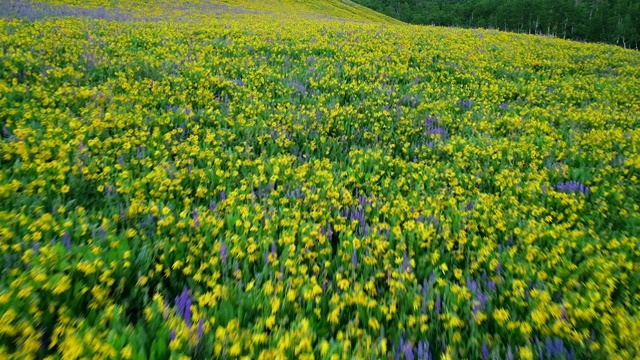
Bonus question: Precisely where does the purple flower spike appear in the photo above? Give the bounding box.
[496,261,502,276]
[62,231,71,251]
[554,338,564,356]
[428,127,447,137]
[220,241,228,264]
[458,99,473,109]
[175,286,192,328]
[197,318,204,339]
[170,329,177,342]
[555,180,589,196]
[481,342,489,360]
[402,251,410,272]
[404,343,414,360]
[351,249,357,267]
[506,346,514,360]
[435,294,442,315]
[545,337,554,357]
[192,208,200,228]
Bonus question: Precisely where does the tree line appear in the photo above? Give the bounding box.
[352,0,639,49]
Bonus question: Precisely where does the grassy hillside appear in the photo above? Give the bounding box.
[7,0,400,22]
[1,1,639,359]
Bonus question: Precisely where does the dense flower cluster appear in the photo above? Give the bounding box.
[1,1,639,359]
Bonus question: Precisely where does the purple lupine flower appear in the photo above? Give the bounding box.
[488,281,496,292]
[466,277,477,293]
[220,190,226,201]
[351,249,357,267]
[118,153,125,166]
[544,336,555,358]
[481,342,489,360]
[219,241,228,264]
[425,115,434,128]
[175,286,192,327]
[264,248,270,266]
[271,242,277,257]
[506,346,514,360]
[458,99,473,109]
[119,202,126,223]
[32,241,40,255]
[192,208,200,228]
[327,224,333,238]
[435,294,441,315]
[62,231,71,250]
[496,261,502,276]
[555,180,589,195]
[170,329,177,342]
[404,343,414,360]
[402,251,410,272]
[477,291,488,310]
[465,202,474,211]
[417,342,424,359]
[473,302,481,316]
[428,128,447,137]
[2,125,12,138]
[197,318,204,339]
[554,338,565,356]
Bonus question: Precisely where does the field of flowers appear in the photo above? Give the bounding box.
[1,0,640,359]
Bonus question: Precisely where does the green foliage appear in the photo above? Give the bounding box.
[353,0,640,48]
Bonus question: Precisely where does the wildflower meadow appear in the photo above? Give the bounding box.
[1,0,639,359]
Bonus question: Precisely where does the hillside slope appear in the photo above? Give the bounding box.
[10,0,401,22]
[1,1,640,360]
